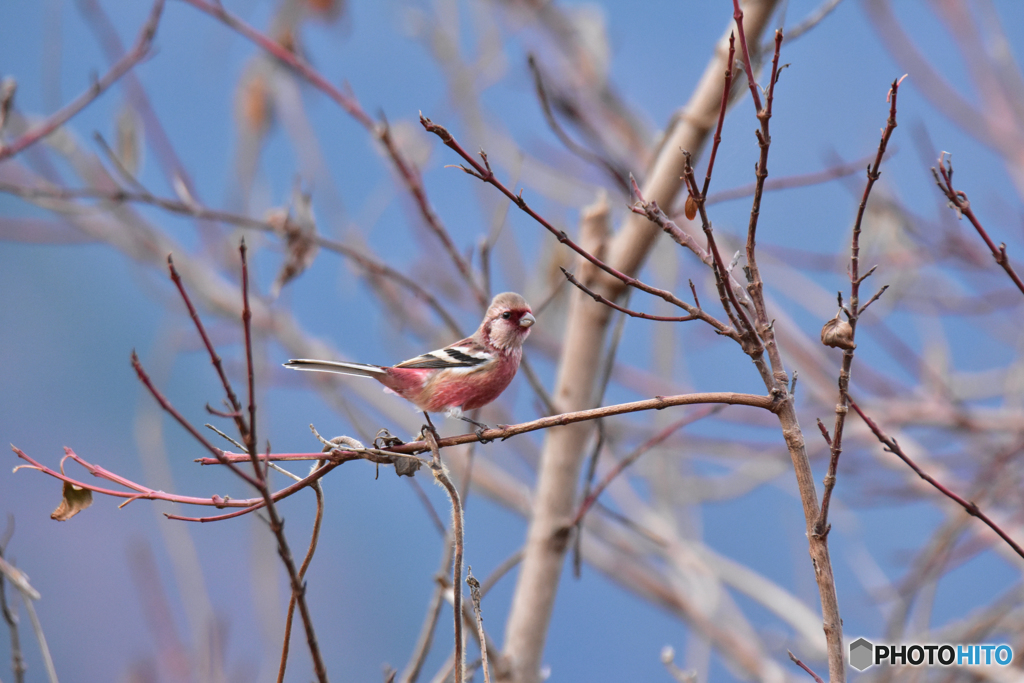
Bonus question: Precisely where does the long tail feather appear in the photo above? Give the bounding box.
[283,359,386,378]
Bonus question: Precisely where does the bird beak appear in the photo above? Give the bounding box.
[519,312,536,328]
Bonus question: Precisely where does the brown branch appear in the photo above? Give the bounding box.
[277,462,326,683]
[425,429,465,683]
[678,158,763,361]
[419,116,701,317]
[739,28,784,372]
[848,397,1024,561]
[816,77,903,538]
[559,268,700,323]
[0,0,164,162]
[932,152,1024,296]
[199,391,778,463]
[235,242,328,683]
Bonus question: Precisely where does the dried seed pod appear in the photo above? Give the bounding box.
[684,194,698,220]
[821,313,856,350]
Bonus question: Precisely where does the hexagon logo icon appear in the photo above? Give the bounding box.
[850,638,874,671]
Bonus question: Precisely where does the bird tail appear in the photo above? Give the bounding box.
[284,359,386,378]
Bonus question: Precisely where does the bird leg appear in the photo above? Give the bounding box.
[456,414,495,443]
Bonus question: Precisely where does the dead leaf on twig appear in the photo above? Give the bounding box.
[51,481,93,521]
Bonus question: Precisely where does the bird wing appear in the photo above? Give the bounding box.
[394,339,492,370]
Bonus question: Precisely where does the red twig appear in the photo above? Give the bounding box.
[787,650,825,683]
[0,0,164,162]
[10,446,340,514]
[701,32,736,200]
[848,397,1024,561]
[732,0,764,113]
[236,242,328,682]
[933,153,1024,296]
[131,351,261,488]
[180,0,485,307]
[168,255,247,441]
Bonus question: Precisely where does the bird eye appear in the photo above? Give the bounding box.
[501,311,512,320]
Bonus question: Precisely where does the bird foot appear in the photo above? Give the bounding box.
[475,425,493,444]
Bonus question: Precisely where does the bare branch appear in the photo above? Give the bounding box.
[0,0,165,162]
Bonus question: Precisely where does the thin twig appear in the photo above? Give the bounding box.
[169,255,248,442]
[560,268,699,322]
[420,116,709,319]
[526,55,629,194]
[236,242,328,683]
[466,569,491,683]
[932,152,1024,296]
[424,429,464,683]
[0,518,26,683]
[277,462,326,683]
[787,650,825,683]
[732,0,764,113]
[815,77,903,538]
[848,397,1024,560]
[572,407,720,528]
[0,0,165,162]
[701,32,736,201]
[180,0,486,307]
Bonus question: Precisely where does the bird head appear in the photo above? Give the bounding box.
[482,292,535,351]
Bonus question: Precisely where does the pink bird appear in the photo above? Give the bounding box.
[284,292,535,433]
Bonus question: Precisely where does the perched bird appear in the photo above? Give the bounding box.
[285,292,535,432]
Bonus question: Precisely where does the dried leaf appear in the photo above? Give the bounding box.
[820,316,856,350]
[51,481,93,521]
[269,188,319,297]
[393,456,422,478]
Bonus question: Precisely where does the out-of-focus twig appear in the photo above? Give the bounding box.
[0,0,164,163]
[849,396,1024,561]
[0,518,27,683]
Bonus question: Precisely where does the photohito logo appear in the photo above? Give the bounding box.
[849,637,1014,672]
